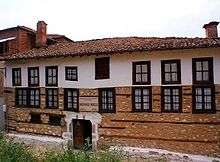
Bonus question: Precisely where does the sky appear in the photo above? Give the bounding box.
[0,0,220,41]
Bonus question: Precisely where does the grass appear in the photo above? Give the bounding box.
[0,133,122,162]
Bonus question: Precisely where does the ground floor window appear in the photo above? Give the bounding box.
[161,86,182,112]
[49,115,62,126]
[99,88,115,113]
[46,88,58,109]
[193,86,215,113]
[15,88,40,108]
[64,88,79,112]
[132,87,152,112]
[30,113,41,124]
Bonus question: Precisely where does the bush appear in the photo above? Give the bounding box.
[0,133,36,162]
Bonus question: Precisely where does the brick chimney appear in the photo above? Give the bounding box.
[36,21,47,47]
[203,21,219,38]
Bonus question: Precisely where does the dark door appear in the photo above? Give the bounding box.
[72,119,92,149]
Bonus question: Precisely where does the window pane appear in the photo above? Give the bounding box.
[141,65,148,73]
[164,64,170,72]
[202,61,209,71]
[143,103,149,110]
[171,73,177,81]
[171,63,177,72]
[135,103,141,110]
[142,74,148,82]
[203,72,209,81]
[196,72,202,81]
[204,88,211,95]
[136,74,141,82]
[196,62,202,71]
[136,65,141,73]
[165,73,170,82]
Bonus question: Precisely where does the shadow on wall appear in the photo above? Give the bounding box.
[0,99,5,131]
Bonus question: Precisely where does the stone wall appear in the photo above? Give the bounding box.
[4,85,220,155]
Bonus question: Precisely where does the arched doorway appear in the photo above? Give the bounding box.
[72,119,92,149]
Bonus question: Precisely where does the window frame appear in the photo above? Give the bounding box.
[12,68,21,86]
[132,87,152,112]
[64,88,79,112]
[132,61,151,85]
[161,86,182,113]
[15,88,40,108]
[45,66,58,86]
[95,57,110,80]
[28,67,39,87]
[45,88,59,109]
[192,57,214,84]
[65,66,78,81]
[192,85,215,114]
[99,88,116,113]
[161,60,181,84]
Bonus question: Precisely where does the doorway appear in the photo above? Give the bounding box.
[72,119,92,149]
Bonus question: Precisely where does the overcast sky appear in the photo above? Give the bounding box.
[0,0,219,41]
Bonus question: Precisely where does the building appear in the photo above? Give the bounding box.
[1,21,220,155]
[0,21,73,107]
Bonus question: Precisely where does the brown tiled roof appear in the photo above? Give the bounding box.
[1,37,220,60]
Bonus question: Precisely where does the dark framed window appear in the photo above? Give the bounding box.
[99,88,115,113]
[15,88,27,107]
[49,115,62,126]
[12,68,21,86]
[46,88,58,109]
[132,61,151,85]
[95,57,110,80]
[132,87,152,112]
[30,113,41,124]
[0,41,9,54]
[28,67,39,86]
[161,60,181,84]
[64,89,79,112]
[15,88,40,108]
[192,57,213,84]
[192,86,215,113]
[161,86,182,113]
[29,89,40,107]
[65,66,78,81]
[45,66,58,86]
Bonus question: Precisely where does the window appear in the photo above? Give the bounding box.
[15,88,40,108]
[49,115,62,126]
[30,113,41,124]
[192,57,213,84]
[133,61,151,85]
[28,67,39,86]
[132,87,152,112]
[95,57,110,79]
[65,67,78,81]
[193,86,215,113]
[29,89,40,107]
[161,60,181,84]
[0,41,9,54]
[99,88,115,113]
[64,89,79,111]
[161,87,182,112]
[46,88,58,109]
[45,66,58,86]
[15,88,27,107]
[12,68,21,86]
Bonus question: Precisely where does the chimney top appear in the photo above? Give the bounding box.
[203,21,219,29]
[203,21,219,38]
[36,20,47,47]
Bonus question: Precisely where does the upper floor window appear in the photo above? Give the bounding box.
[15,88,40,108]
[161,86,182,113]
[99,88,115,113]
[132,87,152,112]
[0,41,9,54]
[45,66,58,86]
[132,61,151,85]
[65,66,78,81]
[161,60,181,84]
[192,86,215,113]
[46,88,58,109]
[95,57,110,80]
[192,57,213,84]
[12,68,21,86]
[28,67,39,86]
[64,88,79,112]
